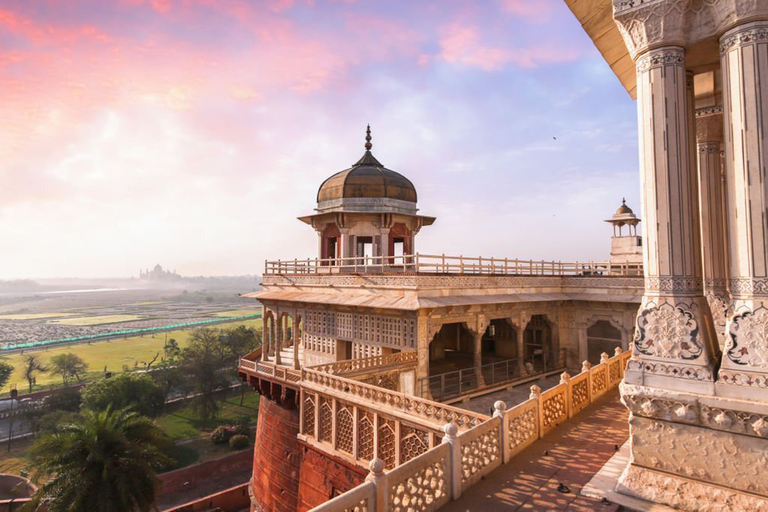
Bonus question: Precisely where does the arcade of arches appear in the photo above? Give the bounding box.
[427,313,628,378]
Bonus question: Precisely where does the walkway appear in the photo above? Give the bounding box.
[441,389,629,511]
[454,374,562,414]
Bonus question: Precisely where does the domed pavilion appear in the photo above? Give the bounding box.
[298,126,435,262]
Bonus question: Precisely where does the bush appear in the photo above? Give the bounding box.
[228,434,249,450]
[38,410,82,434]
[210,425,235,445]
[42,388,82,413]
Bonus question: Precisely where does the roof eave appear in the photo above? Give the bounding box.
[564,0,636,99]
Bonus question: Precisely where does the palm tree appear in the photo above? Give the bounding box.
[25,407,172,512]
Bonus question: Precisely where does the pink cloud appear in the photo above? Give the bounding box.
[501,0,557,22]
[438,23,582,71]
[438,24,513,71]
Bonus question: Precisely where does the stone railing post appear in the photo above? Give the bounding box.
[559,371,571,417]
[441,423,462,501]
[365,458,387,512]
[581,361,592,403]
[493,400,508,464]
[529,384,542,439]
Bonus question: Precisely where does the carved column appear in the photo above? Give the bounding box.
[274,313,282,365]
[339,228,351,260]
[293,311,300,370]
[262,309,270,362]
[416,314,432,399]
[718,21,768,399]
[474,315,487,387]
[696,106,729,349]
[624,46,719,394]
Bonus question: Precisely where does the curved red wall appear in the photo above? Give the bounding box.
[251,397,301,512]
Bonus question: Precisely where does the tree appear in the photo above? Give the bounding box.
[22,355,48,393]
[152,358,183,403]
[164,338,180,359]
[179,328,230,428]
[50,353,88,384]
[82,373,165,418]
[26,407,172,512]
[221,325,260,363]
[0,362,13,393]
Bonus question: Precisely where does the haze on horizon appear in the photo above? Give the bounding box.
[1,0,640,281]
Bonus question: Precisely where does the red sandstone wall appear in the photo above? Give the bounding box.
[296,443,366,512]
[164,483,250,512]
[158,448,253,496]
[251,397,302,512]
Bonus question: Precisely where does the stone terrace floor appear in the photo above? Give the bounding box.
[442,389,630,512]
[455,374,563,415]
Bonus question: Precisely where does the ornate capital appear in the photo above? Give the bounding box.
[634,46,685,72]
[720,21,768,54]
[613,0,687,59]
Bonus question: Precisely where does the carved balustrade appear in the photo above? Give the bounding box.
[300,389,446,471]
[310,480,375,512]
[309,351,417,376]
[302,368,488,430]
[238,347,302,385]
[265,253,643,277]
[457,418,502,491]
[308,347,633,512]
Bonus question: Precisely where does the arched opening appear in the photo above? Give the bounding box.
[523,315,555,372]
[388,223,412,262]
[428,323,474,373]
[587,320,623,365]
[423,323,476,398]
[321,223,340,264]
[481,318,518,362]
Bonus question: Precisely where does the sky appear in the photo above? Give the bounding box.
[0,0,640,279]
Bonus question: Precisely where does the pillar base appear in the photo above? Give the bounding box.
[617,464,768,512]
[619,382,768,511]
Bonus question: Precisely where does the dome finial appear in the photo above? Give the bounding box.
[622,197,626,205]
[364,124,372,151]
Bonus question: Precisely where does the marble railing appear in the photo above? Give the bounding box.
[308,351,417,376]
[302,368,488,430]
[265,253,643,277]
[309,347,632,512]
[238,348,302,385]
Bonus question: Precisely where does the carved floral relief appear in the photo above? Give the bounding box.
[634,302,702,360]
[727,308,768,367]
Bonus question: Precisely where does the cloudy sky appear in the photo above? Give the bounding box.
[0,0,640,279]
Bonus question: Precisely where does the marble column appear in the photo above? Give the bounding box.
[293,312,301,370]
[696,106,729,349]
[262,310,270,362]
[274,313,282,365]
[625,46,719,394]
[718,21,768,399]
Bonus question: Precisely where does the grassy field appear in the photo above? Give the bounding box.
[0,318,261,394]
[0,313,78,320]
[212,309,258,318]
[47,314,145,326]
[158,389,259,440]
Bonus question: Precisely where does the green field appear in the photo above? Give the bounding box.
[0,318,261,394]
[212,309,258,318]
[47,314,145,326]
